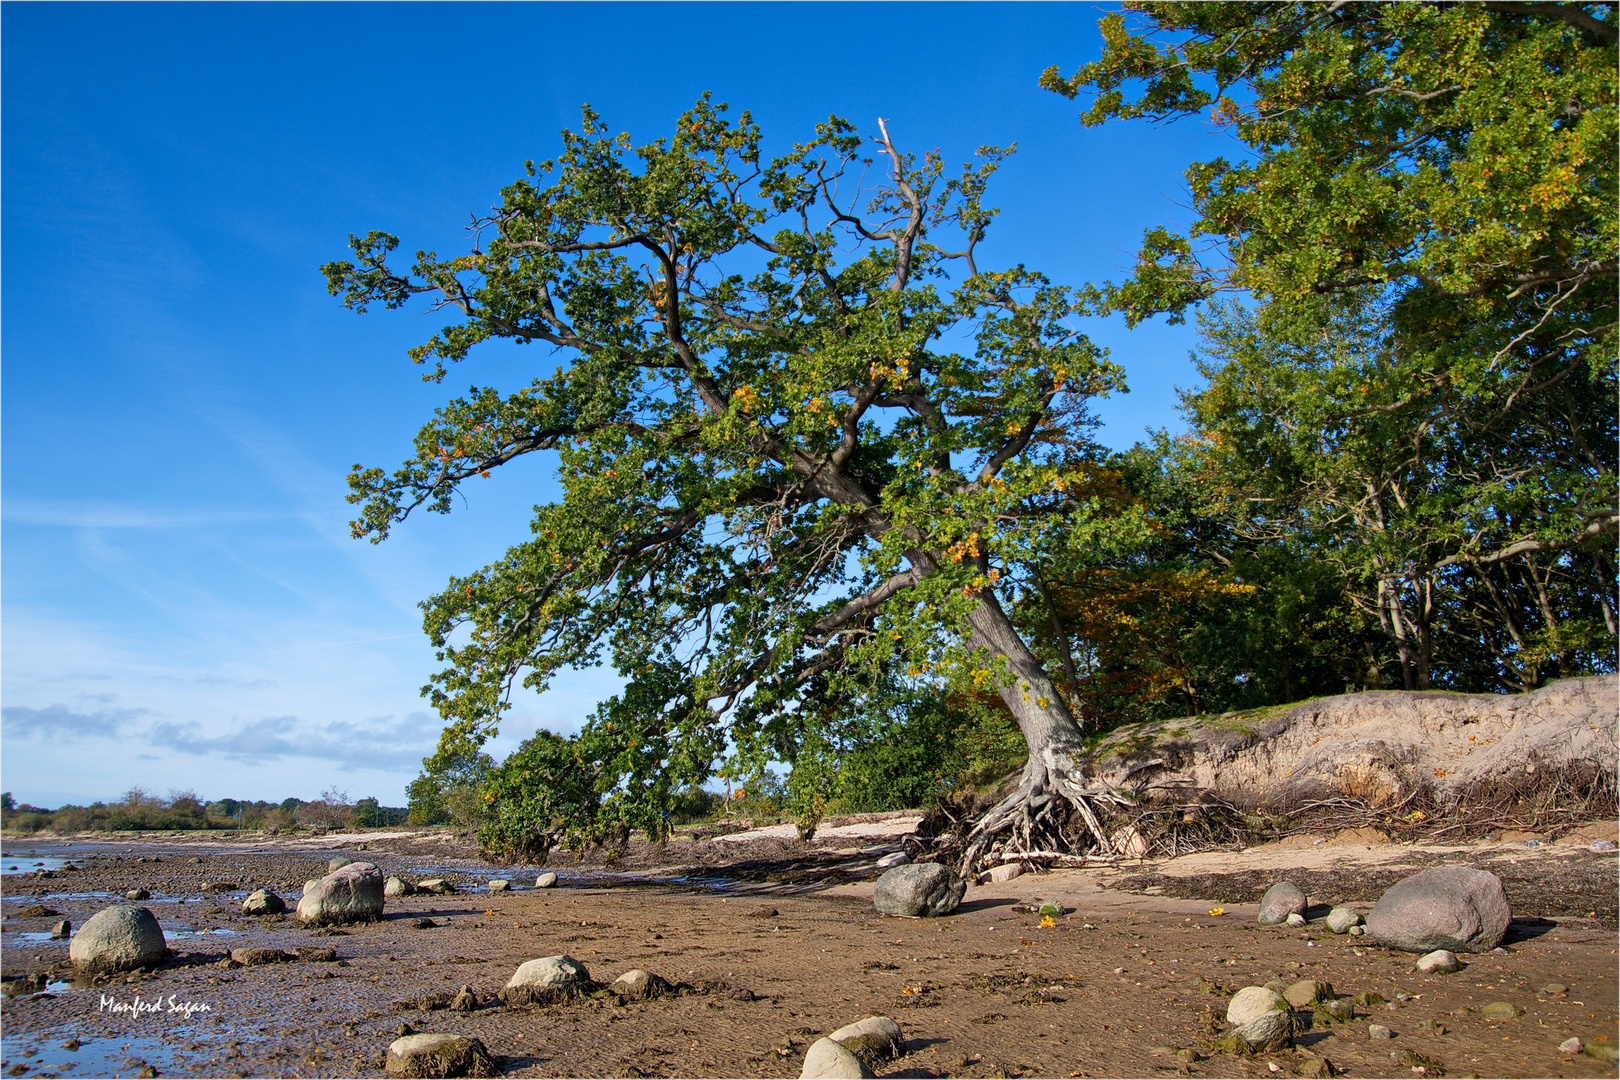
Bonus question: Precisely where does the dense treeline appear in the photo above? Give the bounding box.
[1019,295,1616,731]
[0,788,408,835]
[1026,1,1618,726]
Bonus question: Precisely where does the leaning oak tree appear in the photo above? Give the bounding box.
[325,99,1140,868]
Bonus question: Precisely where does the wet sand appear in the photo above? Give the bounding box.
[1,822,1615,1079]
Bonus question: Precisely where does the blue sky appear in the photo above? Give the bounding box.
[2,2,1236,809]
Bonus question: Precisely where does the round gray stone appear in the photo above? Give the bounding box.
[70,905,166,972]
[608,968,663,999]
[872,862,965,917]
[1257,880,1307,925]
[385,1033,493,1078]
[535,872,558,888]
[800,1036,872,1079]
[829,1015,904,1067]
[295,861,385,925]
[242,888,286,915]
[1283,979,1334,1007]
[1239,1008,1295,1051]
[1227,986,1289,1026]
[506,954,590,989]
[1415,949,1464,974]
[1367,866,1511,952]
[1326,906,1362,933]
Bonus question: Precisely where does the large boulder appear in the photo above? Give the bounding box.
[1366,866,1511,952]
[499,954,592,1005]
[295,861,385,925]
[1257,881,1307,925]
[70,905,167,972]
[872,863,965,917]
[800,1037,873,1079]
[385,1033,494,1078]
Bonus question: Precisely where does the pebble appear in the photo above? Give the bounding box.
[534,872,558,888]
[486,879,510,892]
[125,889,150,901]
[1347,924,1365,936]
[1590,839,1616,852]
[1285,912,1307,926]
[1559,1036,1583,1054]
[874,852,908,868]
[1537,982,1568,995]
[1481,1001,1522,1019]
[1369,1024,1393,1039]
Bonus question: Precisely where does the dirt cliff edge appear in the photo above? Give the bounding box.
[1078,674,1618,811]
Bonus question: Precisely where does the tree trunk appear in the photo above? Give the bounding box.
[952,590,1122,870]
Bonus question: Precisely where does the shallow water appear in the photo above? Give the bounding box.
[162,925,241,939]
[0,857,68,876]
[1,1031,264,1078]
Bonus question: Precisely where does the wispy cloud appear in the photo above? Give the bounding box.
[146,712,440,770]
[2,703,153,738]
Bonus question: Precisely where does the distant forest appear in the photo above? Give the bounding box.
[0,787,408,834]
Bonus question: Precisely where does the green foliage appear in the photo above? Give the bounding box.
[1037,3,1617,701]
[328,97,1139,847]
[406,741,493,826]
[1046,2,1616,337]
[667,784,722,824]
[476,729,618,862]
[1178,295,1615,691]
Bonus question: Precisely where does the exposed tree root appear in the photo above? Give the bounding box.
[908,749,1136,876]
[911,755,1619,876]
